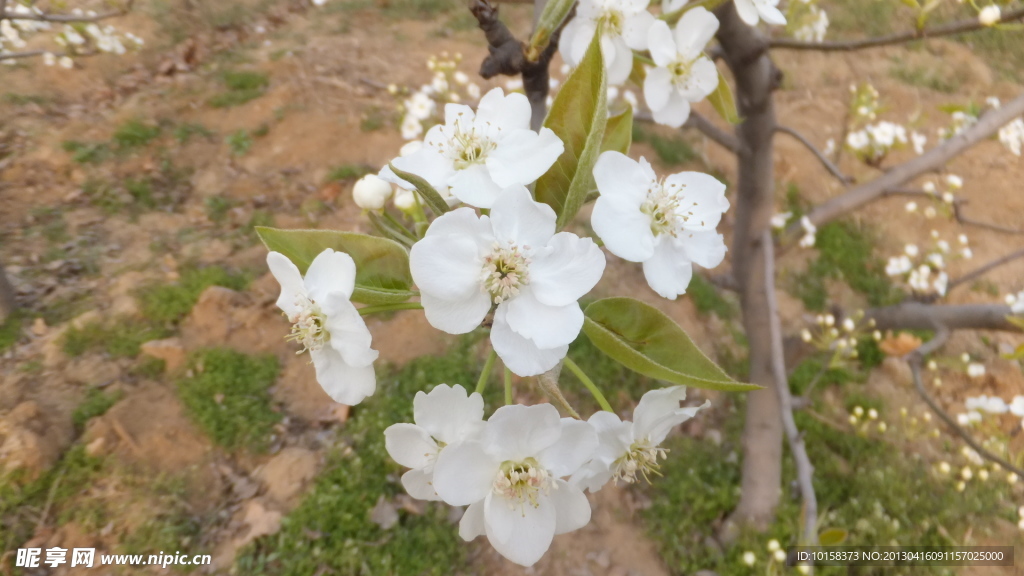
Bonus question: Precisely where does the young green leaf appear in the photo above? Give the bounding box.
[387,163,450,216]
[527,0,575,60]
[582,297,759,392]
[534,32,608,230]
[602,106,633,155]
[255,227,416,305]
[708,70,741,125]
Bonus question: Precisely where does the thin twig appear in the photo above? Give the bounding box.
[1,7,127,23]
[763,231,818,547]
[907,330,1024,478]
[883,188,1024,235]
[775,125,853,184]
[686,112,743,154]
[769,7,1024,51]
[947,247,1024,292]
[866,302,1019,332]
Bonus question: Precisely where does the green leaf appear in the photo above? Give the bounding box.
[534,32,607,230]
[255,227,416,305]
[601,106,633,155]
[582,297,760,392]
[708,70,741,125]
[527,0,575,60]
[387,163,450,216]
[818,528,849,546]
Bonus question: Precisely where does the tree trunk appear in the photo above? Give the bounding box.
[714,1,784,537]
[0,264,16,324]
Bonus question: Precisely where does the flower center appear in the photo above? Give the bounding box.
[481,241,531,304]
[612,437,668,484]
[598,9,625,36]
[641,180,700,237]
[668,57,698,88]
[439,116,498,170]
[492,458,557,511]
[285,295,329,354]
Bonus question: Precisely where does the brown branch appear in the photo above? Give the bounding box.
[0,7,128,23]
[907,330,1024,478]
[763,231,818,547]
[686,111,743,154]
[769,7,1024,52]
[884,188,1024,235]
[775,125,853,184]
[788,92,1024,237]
[947,248,1024,292]
[0,50,49,62]
[866,302,1020,332]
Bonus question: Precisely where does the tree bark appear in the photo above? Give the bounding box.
[714,1,784,536]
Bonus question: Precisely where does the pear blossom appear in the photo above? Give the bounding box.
[558,0,656,86]
[432,404,599,566]
[643,8,720,128]
[999,118,1024,156]
[1010,396,1024,417]
[380,88,564,208]
[401,115,424,140]
[410,186,605,376]
[733,0,786,26]
[965,395,1005,413]
[886,254,913,275]
[590,151,729,299]
[384,384,484,500]
[798,216,817,248]
[267,249,379,405]
[979,5,1001,26]
[770,211,792,229]
[572,386,709,492]
[352,174,393,210]
[966,363,986,378]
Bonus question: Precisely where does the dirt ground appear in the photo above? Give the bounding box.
[1,0,1023,574]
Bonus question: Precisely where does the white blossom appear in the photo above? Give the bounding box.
[999,118,1024,156]
[432,404,598,566]
[1009,395,1024,416]
[572,387,708,491]
[966,362,986,378]
[401,115,424,140]
[559,0,656,85]
[643,8,720,128]
[381,88,564,208]
[770,211,792,229]
[591,151,729,299]
[352,174,393,210]
[979,5,1001,26]
[1011,292,1024,314]
[267,249,378,405]
[965,395,1006,413]
[410,186,605,376]
[733,0,786,26]
[799,216,817,248]
[384,384,485,500]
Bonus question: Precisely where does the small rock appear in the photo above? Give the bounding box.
[85,436,107,457]
[241,498,282,540]
[369,495,399,530]
[31,318,48,336]
[257,447,318,504]
[140,337,187,372]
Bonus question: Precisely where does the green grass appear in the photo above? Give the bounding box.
[72,388,125,431]
[325,164,371,182]
[0,311,24,354]
[889,61,962,93]
[688,274,737,320]
[633,124,698,166]
[2,93,49,105]
[204,196,234,222]
[226,129,254,156]
[139,265,250,324]
[61,140,110,164]
[113,119,162,150]
[62,320,171,359]
[789,220,903,311]
[236,338,486,575]
[176,349,281,452]
[174,122,214,143]
[209,71,269,108]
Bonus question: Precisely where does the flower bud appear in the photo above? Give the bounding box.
[352,175,393,210]
[394,189,418,212]
[979,5,1001,26]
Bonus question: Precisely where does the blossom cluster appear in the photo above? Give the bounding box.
[989,96,1024,156]
[1,6,143,67]
[786,0,829,42]
[959,394,1024,428]
[383,383,706,566]
[1004,290,1024,314]
[389,53,483,140]
[845,121,909,164]
[799,312,879,369]
[884,231,971,298]
[904,175,963,219]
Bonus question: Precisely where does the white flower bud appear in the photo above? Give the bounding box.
[868,408,878,420]
[843,318,856,332]
[353,175,393,210]
[394,189,418,212]
[773,550,787,563]
[979,5,1001,26]
[801,329,813,343]
[742,552,756,566]
[767,540,780,552]
[938,461,951,474]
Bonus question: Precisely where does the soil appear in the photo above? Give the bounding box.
[1,1,1023,574]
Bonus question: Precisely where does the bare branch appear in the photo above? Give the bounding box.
[769,7,1024,52]
[775,125,853,184]
[907,331,1024,478]
[763,232,818,547]
[947,247,1024,292]
[0,7,128,23]
[0,49,50,62]
[686,112,743,154]
[866,302,1020,332]
[789,93,1024,236]
[883,188,1024,235]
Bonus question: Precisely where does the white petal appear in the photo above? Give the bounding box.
[589,410,633,460]
[425,206,494,240]
[267,251,306,317]
[663,171,729,231]
[505,292,584,350]
[484,403,563,462]
[433,441,499,506]
[643,67,673,113]
[487,128,564,189]
[475,88,532,132]
[402,468,441,501]
[622,9,655,50]
[592,151,651,204]
[569,20,598,67]
[605,36,635,86]
[309,347,377,405]
[642,235,694,299]
[537,418,599,477]
[733,0,759,25]
[387,147,454,191]
[413,384,485,445]
[675,7,719,58]
[529,233,606,307]
[569,459,614,493]
[550,479,592,534]
[444,103,476,126]
[591,195,655,262]
[384,423,438,469]
[420,291,492,334]
[484,492,557,567]
[489,185,557,247]
[680,229,727,269]
[322,295,379,367]
[449,163,505,209]
[459,500,486,540]
[758,2,787,25]
[676,56,719,101]
[410,234,485,300]
[304,249,356,303]
[651,92,692,128]
[634,386,708,444]
[491,306,568,377]
[647,20,677,67]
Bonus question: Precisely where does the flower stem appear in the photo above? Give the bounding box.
[504,367,513,405]
[475,348,497,395]
[563,357,613,412]
[357,302,423,316]
[382,210,416,239]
